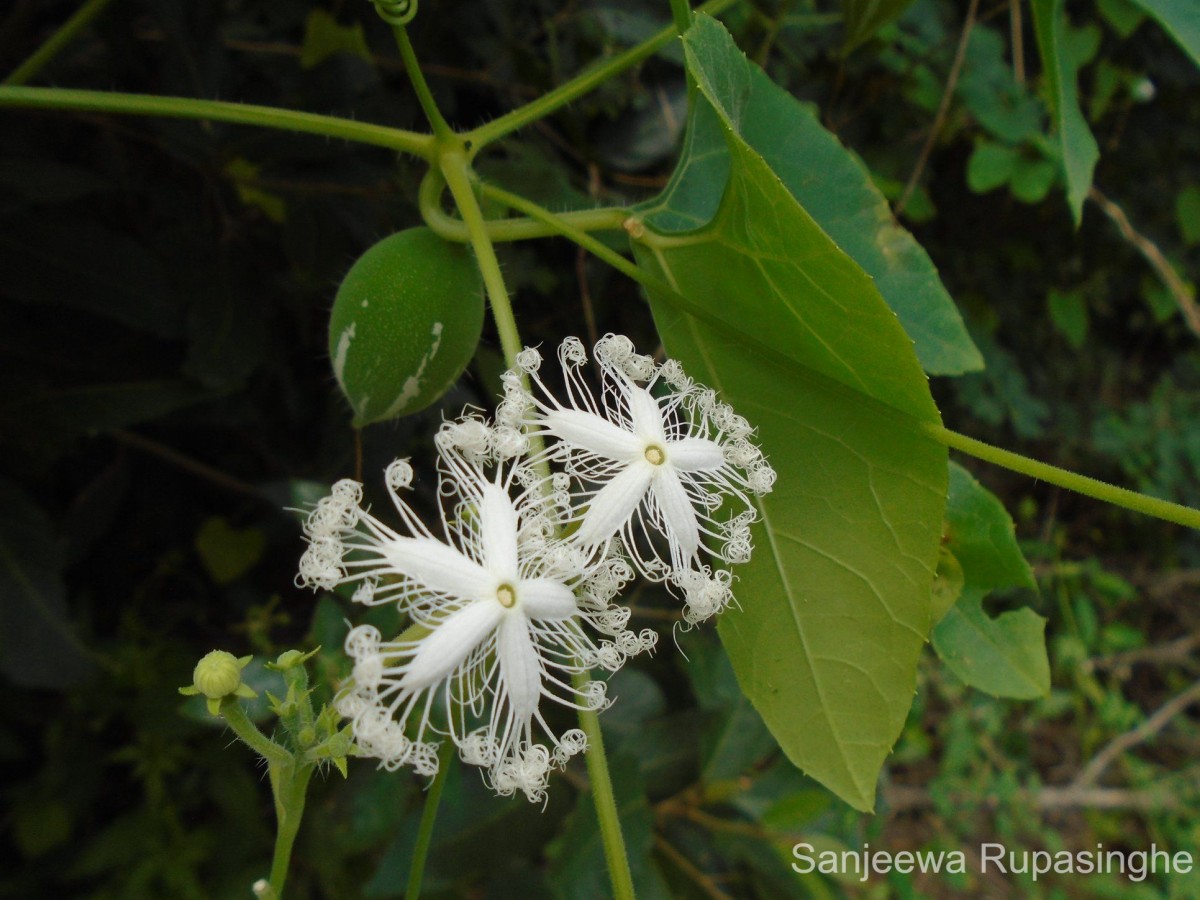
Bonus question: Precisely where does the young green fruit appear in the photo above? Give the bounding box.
[329,227,484,426]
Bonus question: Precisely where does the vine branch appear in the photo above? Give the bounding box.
[1089,186,1200,338]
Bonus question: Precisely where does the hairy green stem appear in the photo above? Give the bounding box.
[669,0,694,34]
[391,24,453,139]
[573,672,635,900]
[267,762,314,898]
[464,0,736,151]
[440,155,637,900]
[221,701,293,768]
[419,170,628,243]
[222,701,311,898]
[406,742,454,899]
[925,424,1200,529]
[0,86,436,158]
[4,0,117,86]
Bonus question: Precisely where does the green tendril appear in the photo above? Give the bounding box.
[371,0,418,26]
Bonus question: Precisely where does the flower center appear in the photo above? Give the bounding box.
[496,583,517,608]
[644,444,666,466]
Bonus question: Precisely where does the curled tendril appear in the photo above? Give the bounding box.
[371,0,417,26]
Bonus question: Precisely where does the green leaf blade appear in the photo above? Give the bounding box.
[1032,0,1100,226]
[639,15,981,376]
[1125,0,1200,67]
[634,15,950,810]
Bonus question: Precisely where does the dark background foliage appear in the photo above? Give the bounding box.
[2,0,1198,896]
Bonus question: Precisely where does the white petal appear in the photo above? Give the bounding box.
[401,600,503,691]
[653,466,701,561]
[543,409,643,461]
[574,462,655,546]
[479,480,519,581]
[383,536,493,600]
[667,437,725,472]
[497,614,541,723]
[519,579,579,620]
[627,384,666,444]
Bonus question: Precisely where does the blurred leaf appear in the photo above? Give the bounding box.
[593,80,689,172]
[1176,185,1200,245]
[13,798,72,857]
[966,141,1019,193]
[1032,0,1100,225]
[959,29,1045,143]
[1098,0,1147,37]
[0,480,94,688]
[182,259,270,389]
[932,464,1047,699]
[194,517,265,585]
[223,158,287,224]
[1009,155,1058,204]
[635,15,947,811]
[301,9,373,69]
[841,0,919,53]
[1125,0,1200,66]
[682,632,776,781]
[638,21,982,376]
[1047,287,1089,349]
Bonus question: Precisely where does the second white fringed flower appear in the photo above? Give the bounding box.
[501,334,775,624]
[298,426,655,802]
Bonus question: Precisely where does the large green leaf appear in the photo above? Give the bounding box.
[931,463,1048,699]
[633,15,948,811]
[638,23,980,377]
[1031,0,1100,226]
[1126,0,1200,67]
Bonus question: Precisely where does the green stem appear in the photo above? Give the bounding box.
[925,424,1200,530]
[439,155,636,900]
[440,152,523,366]
[464,0,736,151]
[221,701,293,768]
[669,0,694,34]
[0,86,436,159]
[418,170,628,243]
[4,0,117,86]
[267,762,314,898]
[391,24,453,139]
[574,672,636,900]
[405,742,454,899]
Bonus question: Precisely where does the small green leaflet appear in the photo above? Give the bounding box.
[932,463,1048,699]
[1031,0,1100,227]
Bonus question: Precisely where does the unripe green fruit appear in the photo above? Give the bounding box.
[329,227,484,426]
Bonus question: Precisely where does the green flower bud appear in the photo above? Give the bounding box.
[180,650,257,715]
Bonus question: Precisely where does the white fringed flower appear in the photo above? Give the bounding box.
[502,335,775,619]
[299,435,655,802]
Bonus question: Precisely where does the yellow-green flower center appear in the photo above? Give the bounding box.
[496,583,517,608]
[644,444,666,465]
